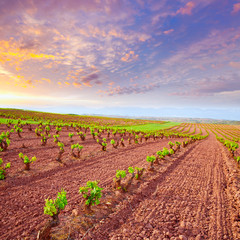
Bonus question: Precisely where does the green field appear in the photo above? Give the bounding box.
[0,118,40,125]
[116,122,181,132]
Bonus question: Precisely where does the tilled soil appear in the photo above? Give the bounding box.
[87,134,240,240]
[0,128,239,240]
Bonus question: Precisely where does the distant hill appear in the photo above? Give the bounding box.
[89,114,240,125]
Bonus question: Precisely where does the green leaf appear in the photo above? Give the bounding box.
[5,162,11,169]
[24,156,30,164]
[146,155,156,163]
[116,170,126,179]
[128,166,134,174]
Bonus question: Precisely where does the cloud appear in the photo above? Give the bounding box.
[41,78,51,83]
[0,64,34,88]
[163,27,240,68]
[108,82,115,86]
[0,39,56,69]
[163,29,174,35]
[170,74,240,96]
[0,65,12,76]
[176,1,195,15]
[101,82,161,96]
[80,72,100,87]
[73,82,82,88]
[232,3,240,14]
[229,61,240,68]
[121,51,139,62]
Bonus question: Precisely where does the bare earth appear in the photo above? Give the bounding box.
[0,127,239,240]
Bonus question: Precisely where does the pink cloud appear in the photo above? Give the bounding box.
[229,61,240,68]
[176,1,195,15]
[121,51,139,62]
[80,72,101,87]
[232,3,240,14]
[108,82,115,86]
[163,29,174,35]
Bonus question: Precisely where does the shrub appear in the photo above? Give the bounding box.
[14,125,23,138]
[55,126,62,134]
[57,142,64,151]
[35,127,43,137]
[79,181,102,211]
[44,189,67,217]
[116,169,126,179]
[19,152,36,170]
[45,125,51,135]
[224,140,239,157]
[41,133,51,146]
[182,140,188,148]
[77,132,86,141]
[0,158,11,180]
[120,138,125,147]
[135,167,145,180]
[71,143,83,158]
[53,134,60,143]
[0,132,10,151]
[168,141,174,149]
[68,133,74,142]
[110,139,119,149]
[146,155,156,171]
[97,138,107,151]
[128,166,134,176]
[39,189,67,239]
[175,141,181,151]
[134,135,139,144]
[113,170,126,190]
[169,149,174,155]
[156,151,165,160]
[162,147,170,156]
[56,142,64,162]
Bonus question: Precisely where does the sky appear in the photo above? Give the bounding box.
[0,0,240,120]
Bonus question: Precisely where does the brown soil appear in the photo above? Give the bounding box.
[0,126,239,240]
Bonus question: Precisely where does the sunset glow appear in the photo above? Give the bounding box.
[0,0,240,120]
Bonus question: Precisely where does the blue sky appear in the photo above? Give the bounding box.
[0,0,240,120]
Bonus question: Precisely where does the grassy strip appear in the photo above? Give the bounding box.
[0,118,41,125]
[115,122,181,132]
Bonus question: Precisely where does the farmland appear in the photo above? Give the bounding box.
[0,109,239,240]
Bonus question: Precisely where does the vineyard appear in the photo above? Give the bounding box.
[0,109,239,240]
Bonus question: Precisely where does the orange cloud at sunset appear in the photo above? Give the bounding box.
[176,1,195,15]
[121,51,139,62]
[0,39,58,71]
[73,82,82,88]
[41,78,51,83]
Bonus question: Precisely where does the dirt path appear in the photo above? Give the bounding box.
[90,134,239,240]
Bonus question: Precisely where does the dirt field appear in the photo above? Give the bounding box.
[0,125,239,240]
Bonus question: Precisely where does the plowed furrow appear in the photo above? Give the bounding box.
[91,136,235,240]
[0,138,180,239]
